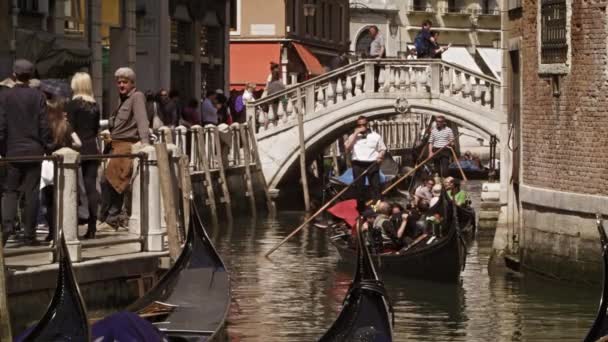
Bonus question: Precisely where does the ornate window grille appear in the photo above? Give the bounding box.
[540,0,567,64]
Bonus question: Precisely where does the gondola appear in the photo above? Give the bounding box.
[584,215,608,342]
[15,231,89,341]
[319,220,393,342]
[329,191,466,282]
[128,199,230,341]
[323,154,400,202]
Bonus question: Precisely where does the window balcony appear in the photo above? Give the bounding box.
[438,6,468,16]
[408,4,435,13]
[480,8,501,16]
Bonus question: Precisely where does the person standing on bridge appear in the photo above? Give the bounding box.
[428,115,454,178]
[100,67,149,231]
[345,116,387,212]
[368,26,385,59]
[0,59,52,246]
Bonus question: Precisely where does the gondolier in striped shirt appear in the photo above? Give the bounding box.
[428,115,454,177]
[345,116,387,212]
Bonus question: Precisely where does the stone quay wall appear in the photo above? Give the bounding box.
[516,0,608,283]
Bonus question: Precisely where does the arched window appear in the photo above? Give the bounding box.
[355,27,373,57]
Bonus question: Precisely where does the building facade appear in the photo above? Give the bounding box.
[229,0,350,90]
[350,0,501,78]
[0,0,230,117]
[498,0,608,283]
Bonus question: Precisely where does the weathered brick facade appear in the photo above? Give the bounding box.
[521,0,608,195]
[498,0,608,283]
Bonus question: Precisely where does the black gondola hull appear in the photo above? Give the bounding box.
[331,230,464,282]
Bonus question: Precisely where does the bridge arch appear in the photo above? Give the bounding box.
[249,59,505,189]
[258,99,501,189]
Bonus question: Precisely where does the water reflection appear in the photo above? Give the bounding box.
[209,192,599,341]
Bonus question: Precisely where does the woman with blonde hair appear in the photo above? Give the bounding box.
[66,71,101,239]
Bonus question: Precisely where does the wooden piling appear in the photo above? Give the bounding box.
[212,127,233,218]
[331,142,340,176]
[0,233,12,341]
[155,143,181,261]
[196,127,219,225]
[239,124,257,216]
[178,155,192,240]
[296,87,311,211]
[247,121,275,213]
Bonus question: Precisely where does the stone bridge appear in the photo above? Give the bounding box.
[246,59,505,189]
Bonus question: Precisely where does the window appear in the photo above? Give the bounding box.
[328,4,333,41]
[320,2,326,39]
[338,5,343,43]
[540,0,567,64]
[291,0,298,34]
[18,0,42,13]
[229,0,241,35]
[508,0,522,11]
[171,19,193,53]
[64,0,86,36]
[447,0,464,13]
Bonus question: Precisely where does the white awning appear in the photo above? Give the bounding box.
[477,47,502,80]
[441,47,482,74]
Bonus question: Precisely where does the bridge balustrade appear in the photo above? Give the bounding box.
[246,59,501,135]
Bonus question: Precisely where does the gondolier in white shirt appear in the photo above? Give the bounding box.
[428,115,454,177]
[345,116,387,212]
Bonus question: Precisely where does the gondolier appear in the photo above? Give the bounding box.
[428,115,454,177]
[345,116,387,211]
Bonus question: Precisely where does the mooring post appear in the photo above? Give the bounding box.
[213,125,233,218]
[296,87,311,211]
[159,126,174,144]
[178,155,192,239]
[53,148,81,261]
[193,125,219,225]
[174,125,188,157]
[247,120,275,213]
[155,143,181,260]
[142,145,163,252]
[0,232,12,341]
[129,143,145,237]
[239,123,257,216]
[157,143,179,237]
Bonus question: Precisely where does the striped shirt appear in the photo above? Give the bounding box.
[429,126,454,148]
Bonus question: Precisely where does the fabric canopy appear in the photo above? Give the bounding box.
[477,48,502,80]
[292,42,326,76]
[230,42,281,90]
[441,47,482,74]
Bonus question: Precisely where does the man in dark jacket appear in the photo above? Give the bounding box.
[0,59,52,246]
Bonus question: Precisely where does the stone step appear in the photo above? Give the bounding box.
[478,219,498,230]
[480,201,501,209]
[479,211,500,220]
[482,182,501,192]
[481,191,500,201]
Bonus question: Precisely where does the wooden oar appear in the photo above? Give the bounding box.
[265,163,376,257]
[448,147,468,182]
[365,144,451,205]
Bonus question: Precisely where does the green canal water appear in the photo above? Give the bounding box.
[209,181,600,341]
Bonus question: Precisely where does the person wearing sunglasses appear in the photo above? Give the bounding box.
[345,116,387,212]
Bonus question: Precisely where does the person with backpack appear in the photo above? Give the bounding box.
[415,20,434,58]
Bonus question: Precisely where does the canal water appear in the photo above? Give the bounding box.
[210,181,600,341]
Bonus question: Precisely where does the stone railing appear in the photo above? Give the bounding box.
[246,59,500,136]
[369,116,428,150]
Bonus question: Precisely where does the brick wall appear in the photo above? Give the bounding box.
[521,0,608,196]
